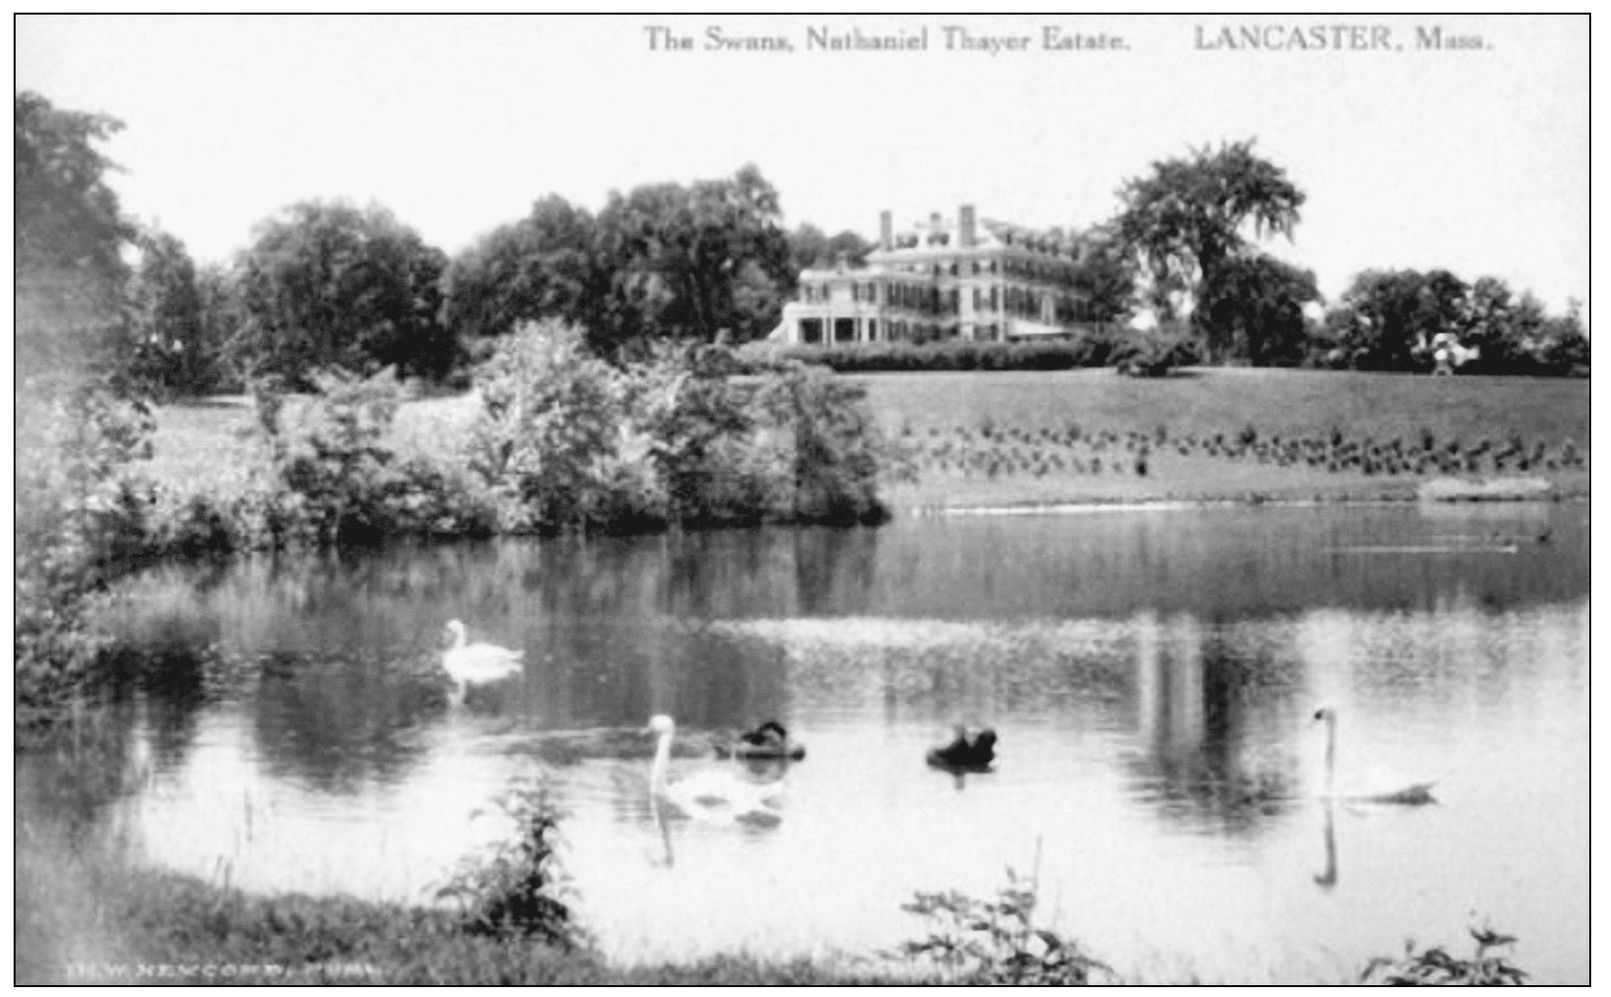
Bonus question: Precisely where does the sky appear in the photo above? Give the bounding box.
[15,13,1590,314]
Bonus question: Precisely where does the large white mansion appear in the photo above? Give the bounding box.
[770,204,1101,346]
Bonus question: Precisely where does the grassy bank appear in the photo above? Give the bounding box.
[18,805,1526,985]
[145,369,1590,511]
[15,840,881,985]
[855,367,1589,508]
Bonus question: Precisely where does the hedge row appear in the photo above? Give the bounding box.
[739,336,1123,374]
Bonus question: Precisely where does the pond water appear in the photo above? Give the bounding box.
[38,503,1588,982]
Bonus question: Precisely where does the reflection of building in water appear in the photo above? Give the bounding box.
[1129,612,1300,832]
[770,204,1105,346]
[1133,611,1206,758]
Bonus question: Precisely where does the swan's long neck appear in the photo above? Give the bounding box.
[448,626,467,651]
[650,729,674,796]
[1322,713,1337,798]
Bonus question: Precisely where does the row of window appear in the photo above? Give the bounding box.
[802,276,1079,311]
[796,284,1096,322]
[802,260,1076,300]
[797,318,1015,346]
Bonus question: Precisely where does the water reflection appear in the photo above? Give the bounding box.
[1314,803,1338,889]
[251,651,441,792]
[1127,612,1302,835]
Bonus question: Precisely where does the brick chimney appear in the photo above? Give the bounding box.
[879,209,893,251]
[958,204,977,248]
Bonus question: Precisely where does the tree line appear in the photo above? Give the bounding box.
[1112,139,1586,375]
[17,93,1587,400]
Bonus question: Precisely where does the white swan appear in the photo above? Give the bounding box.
[645,714,782,828]
[441,619,524,704]
[1313,707,1436,805]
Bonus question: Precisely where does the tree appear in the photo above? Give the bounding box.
[1068,227,1137,325]
[125,227,213,397]
[235,201,453,385]
[1114,139,1305,344]
[788,223,873,270]
[1461,276,1517,371]
[15,91,135,385]
[1461,277,1562,374]
[441,194,602,349]
[15,93,153,725]
[1326,268,1468,371]
[593,164,794,353]
[196,262,247,391]
[1537,299,1589,375]
[1197,253,1318,365]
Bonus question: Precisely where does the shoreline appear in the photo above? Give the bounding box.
[895,484,1588,518]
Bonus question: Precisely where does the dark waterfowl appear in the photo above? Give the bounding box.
[926,726,997,771]
[715,719,806,761]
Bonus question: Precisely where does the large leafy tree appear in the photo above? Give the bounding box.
[593,164,794,353]
[1114,139,1305,341]
[788,223,873,270]
[196,262,247,391]
[125,227,216,397]
[1537,300,1589,375]
[441,194,602,348]
[1327,268,1468,371]
[15,91,135,385]
[1460,276,1551,374]
[1069,227,1138,325]
[1197,253,1319,365]
[15,93,151,725]
[235,201,453,384]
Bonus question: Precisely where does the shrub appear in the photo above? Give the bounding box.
[262,367,409,545]
[252,367,498,545]
[746,362,889,524]
[890,867,1111,985]
[467,321,653,532]
[1111,323,1200,377]
[16,385,158,727]
[469,322,889,532]
[1359,924,1527,985]
[436,786,586,950]
[735,333,1121,375]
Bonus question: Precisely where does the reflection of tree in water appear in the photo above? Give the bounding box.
[17,700,148,844]
[730,617,1135,721]
[98,608,223,772]
[792,526,879,617]
[659,626,792,730]
[250,649,440,793]
[1125,613,1303,835]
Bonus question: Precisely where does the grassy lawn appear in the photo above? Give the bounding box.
[850,367,1590,444]
[142,369,1589,510]
[853,368,1589,507]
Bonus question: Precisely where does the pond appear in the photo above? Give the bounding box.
[35,503,1589,982]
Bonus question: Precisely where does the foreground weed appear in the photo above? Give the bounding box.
[435,785,587,951]
[889,866,1111,985]
[1359,923,1527,985]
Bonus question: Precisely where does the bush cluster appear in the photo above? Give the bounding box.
[469,322,889,532]
[739,324,1211,378]
[15,386,156,729]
